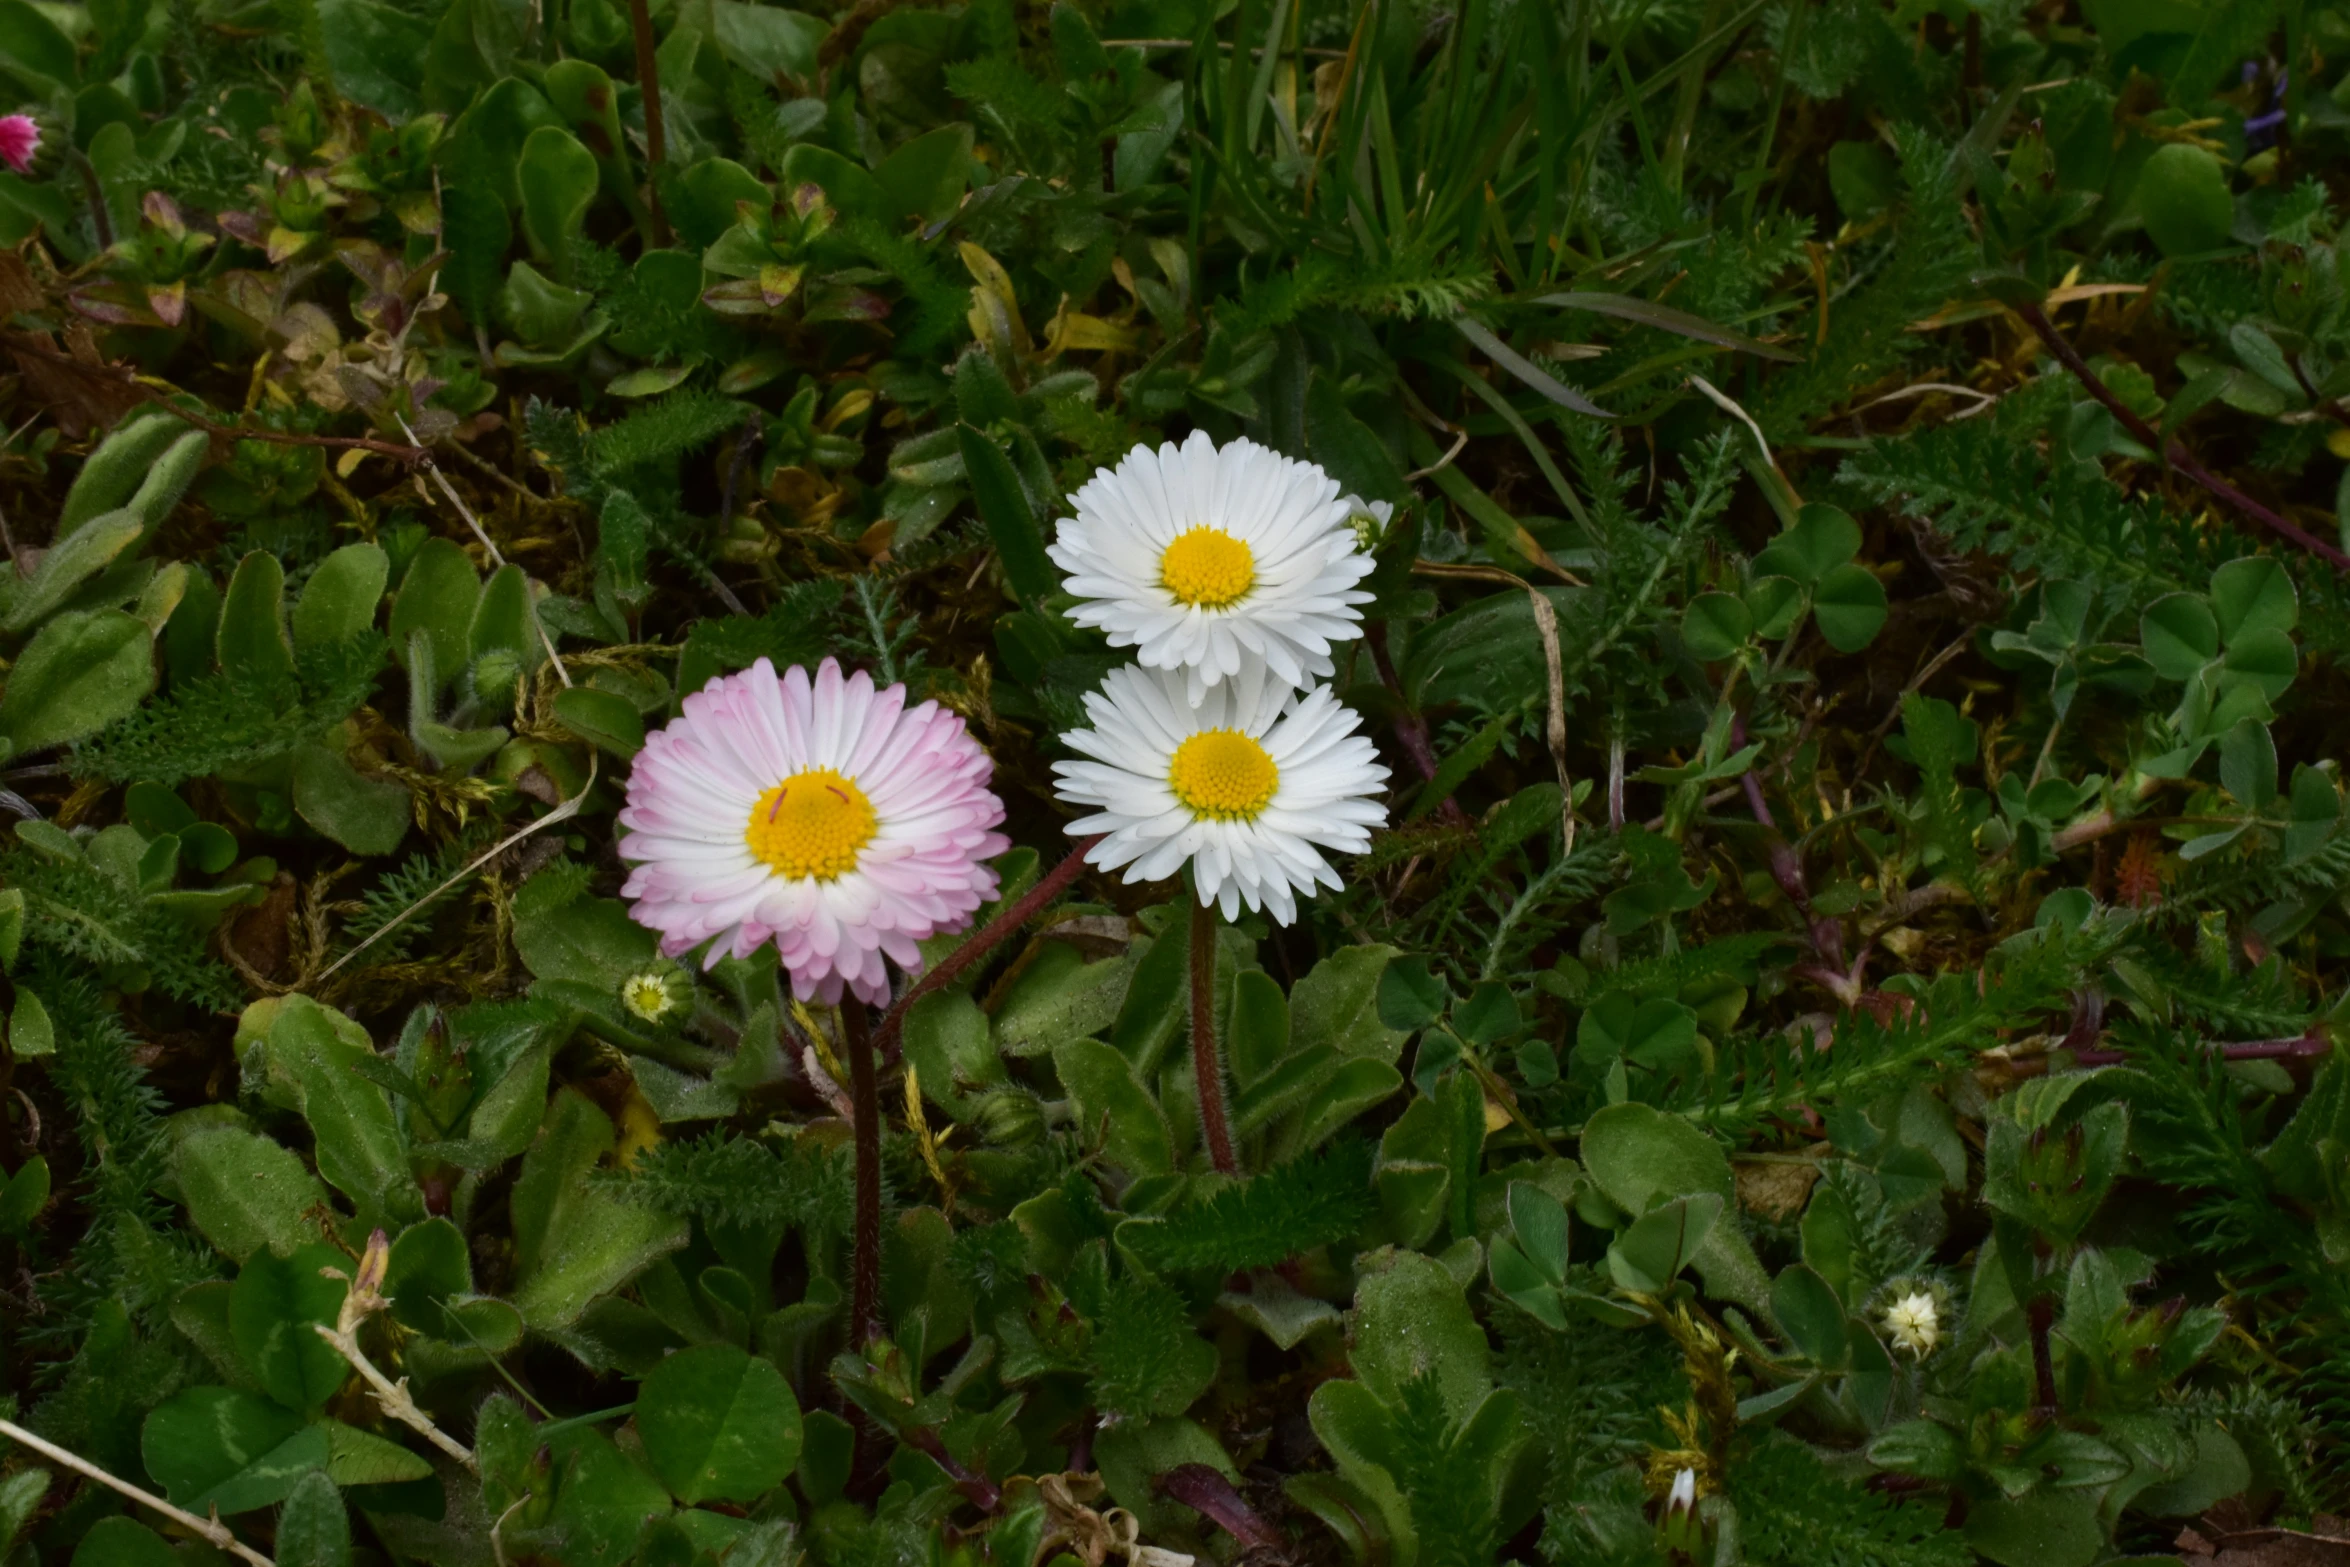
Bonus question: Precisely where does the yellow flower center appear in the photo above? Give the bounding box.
[1159,527,1255,608]
[1168,730,1279,821]
[746,768,878,881]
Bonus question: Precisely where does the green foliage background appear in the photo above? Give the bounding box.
[1,0,2350,1564]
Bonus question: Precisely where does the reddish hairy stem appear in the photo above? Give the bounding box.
[2027,1290,2059,1418]
[2012,299,2350,574]
[2070,1032,2331,1069]
[843,1002,882,1348]
[870,837,1103,1061]
[625,0,674,247]
[1191,896,1237,1176]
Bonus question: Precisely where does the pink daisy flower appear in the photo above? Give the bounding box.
[619,657,1009,1006]
[0,115,39,176]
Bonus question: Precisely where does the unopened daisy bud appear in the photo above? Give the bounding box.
[0,111,54,178]
[1340,495,1395,554]
[1883,1290,1941,1357]
[619,967,689,1024]
[620,657,1008,1006]
[1050,431,1376,702]
[1657,1467,1703,1554]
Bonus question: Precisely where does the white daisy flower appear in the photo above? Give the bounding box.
[618,657,1008,1006]
[1052,660,1389,923]
[1050,431,1376,701]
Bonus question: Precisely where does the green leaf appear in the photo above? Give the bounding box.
[67,1517,176,1567]
[1054,1037,1173,1176]
[384,1215,472,1334]
[957,422,1057,607]
[873,124,973,227]
[318,0,433,118]
[291,543,389,653]
[262,995,421,1228]
[442,183,512,339]
[230,1242,351,1414]
[1681,591,1752,660]
[2220,624,2296,702]
[1109,916,1190,1072]
[992,943,1132,1058]
[518,125,600,281]
[1812,561,1888,652]
[1579,1102,1733,1211]
[1305,370,1409,508]
[1607,1192,1720,1292]
[0,608,155,754]
[777,143,889,221]
[0,1153,48,1233]
[59,414,186,537]
[514,884,659,988]
[1752,504,1861,587]
[2218,717,2276,810]
[2,509,143,635]
[2133,1424,2251,1517]
[511,1090,689,1329]
[0,0,74,86]
[391,538,480,696]
[470,562,536,667]
[1349,1248,1491,1422]
[292,741,412,856]
[1575,993,1701,1076]
[2209,555,2298,643]
[634,1343,802,1504]
[1293,945,1411,1063]
[1963,1487,2102,1567]
[276,1470,353,1567]
[548,1428,674,1566]
[172,1123,332,1262]
[1506,1180,1570,1283]
[1770,1264,1848,1366]
[2136,143,2234,259]
[322,1419,432,1486]
[1225,968,1290,1088]
[1745,574,1804,638]
[2141,592,2218,679]
[217,550,296,683]
[139,1388,310,1510]
[553,686,645,758]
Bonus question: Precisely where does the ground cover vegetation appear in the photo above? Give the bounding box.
[0,0,2348,1563]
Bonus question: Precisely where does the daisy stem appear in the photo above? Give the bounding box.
[1190,895,1239,1176]
[869,835,1104,1063]
[842,1001,883,1348]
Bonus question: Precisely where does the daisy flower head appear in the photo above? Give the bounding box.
[619,657,1009,1007]
[1053,659,1389,924]
[1050,430,1376,701]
